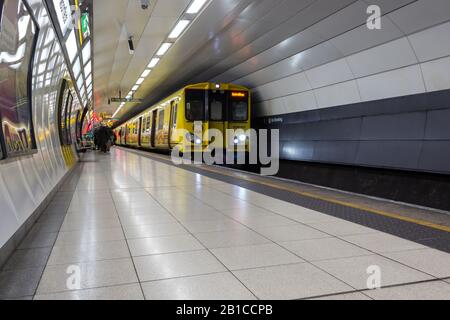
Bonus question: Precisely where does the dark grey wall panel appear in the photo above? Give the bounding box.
[360,112,426,140]
[425,109,450,140]
[356,141,422,170]
[280,141,315,161]
[419,141,450,173]
[318,118,362,140]
[314,141,359,164]
[256,89,450,175]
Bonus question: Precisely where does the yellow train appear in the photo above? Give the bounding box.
[115,83,251,153]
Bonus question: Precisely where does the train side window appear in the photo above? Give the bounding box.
[146,114,151,132]
[142,117,147,133]
[158,110,165,129]
[172,104,178,128]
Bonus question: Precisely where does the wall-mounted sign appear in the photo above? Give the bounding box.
[81,13,90,39]
[53,0,72,36]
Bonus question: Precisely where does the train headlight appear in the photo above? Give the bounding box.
[238,134,247,142]
[186,132,202,144]
[185,132,195,143]
[233,138,239,144]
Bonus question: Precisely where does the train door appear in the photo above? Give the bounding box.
[151,109,157,148]
[209,90,227,149]
[138,117,143,147]
[169,101,178,149]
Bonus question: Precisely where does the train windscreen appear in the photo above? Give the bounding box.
[185,90,205,121]
[229,92,248,122]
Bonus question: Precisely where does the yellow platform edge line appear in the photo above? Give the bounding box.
[199,164,450,234]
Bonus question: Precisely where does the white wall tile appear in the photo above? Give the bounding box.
[357,65,426,101]
[315,80,361,109]
[408,21,450,62]
[347,37,418,78]
[306,58,354,89]
[421,55,450,92]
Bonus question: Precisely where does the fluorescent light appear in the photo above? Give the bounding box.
[148,58,160,68]
[136,78,145,85]
[157,43,171,56]
[187,0,208,14]
[132,85,139,91]
[141,69,151,78]
[168,20,190,39]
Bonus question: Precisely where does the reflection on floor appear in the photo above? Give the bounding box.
[1,148,450,300]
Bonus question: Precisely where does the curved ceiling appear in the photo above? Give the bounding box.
[92,0,450,125]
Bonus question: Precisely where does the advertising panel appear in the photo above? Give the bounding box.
[0,0,38,159]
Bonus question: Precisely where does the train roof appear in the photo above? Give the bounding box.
[118,82,250,126]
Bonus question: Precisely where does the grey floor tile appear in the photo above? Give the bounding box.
[256,224,330,242]
[55,228,125,246]
[311,292,371,300]
[181,219,247,233]
[0,266,44,299]
[142,272,256,300]
[194,229,271,249]
[134,250,226,282]
[384,248,450,278]
[34,283,144,300]
[364,281,450,300]
[123,223,187,239]
[37,258,138,294]
[315,255,433,290]
[19,231,58,249]
[211,244,303,271]
[2,247,52,271]
[280,238,372,262]
[128,234,204,257]
[233,263,353,300]
[30,222,63,234]
[48,240,130,265]
[59,218,121,232]
[119,214,177,227]
[342,233,426,254]
[307,220,380,236]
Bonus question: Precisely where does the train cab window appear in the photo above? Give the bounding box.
[230,92,248,121]
[185,90,205,121]
[158,110,165,129]
[209,91,226,121]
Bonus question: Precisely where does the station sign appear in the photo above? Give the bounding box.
[53,0,72,36]
[81,13,90,38]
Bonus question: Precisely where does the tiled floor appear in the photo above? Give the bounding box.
[1,148,450,300]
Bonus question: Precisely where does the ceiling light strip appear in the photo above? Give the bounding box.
[115,0,211,117]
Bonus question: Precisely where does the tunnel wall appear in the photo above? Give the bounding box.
[205,0,450,175]
[0,0,78,256]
